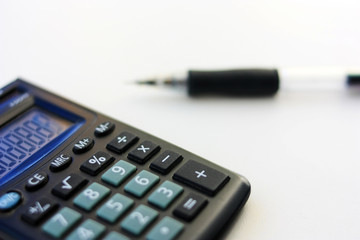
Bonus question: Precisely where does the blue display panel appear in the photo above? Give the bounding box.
[0,108,72,179]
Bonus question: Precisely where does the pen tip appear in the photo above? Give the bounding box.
[135,79,158,85]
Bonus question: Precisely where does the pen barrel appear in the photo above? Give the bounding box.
[187,69,279,96]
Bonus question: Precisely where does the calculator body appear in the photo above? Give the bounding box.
[0,79,250,240]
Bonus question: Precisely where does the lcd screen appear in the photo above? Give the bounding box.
[0,108,72,178]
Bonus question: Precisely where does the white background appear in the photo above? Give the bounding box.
[1,1,360,239]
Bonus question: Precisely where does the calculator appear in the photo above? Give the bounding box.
[0,79,251,240]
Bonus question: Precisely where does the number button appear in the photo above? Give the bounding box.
[101,160,136,187]
[66,219,106,240]
[148,181,183,210]
[73,183,110,211]
[103,231,130,240]
[120,205,159,236]
[80,151,115,176]
[97,194,134,223]
[124,170,160,198]
[42,207,81,238]
[147,217,184,240]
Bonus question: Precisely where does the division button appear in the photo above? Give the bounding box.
[106,131,139,154]
[150,150,183,174]
[94,121,115,137]
[25,172,49,191]
[127,141,160,164]
[80,151,115,176]
[173,160,230,196]
[21,197,58,225]
[52,174,88,200]
[0,191,22,212]
[173,193,208,222]
[49,154,72,172]
[72,138,94,154]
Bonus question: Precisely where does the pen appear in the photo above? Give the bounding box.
[136,68,360,97]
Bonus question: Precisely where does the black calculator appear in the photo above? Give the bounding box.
[0,79,250,240]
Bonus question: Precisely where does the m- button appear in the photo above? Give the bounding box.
[173,160,230,196]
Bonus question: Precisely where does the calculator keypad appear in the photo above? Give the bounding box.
[3,124,236,240]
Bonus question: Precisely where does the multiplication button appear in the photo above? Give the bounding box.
[173,160,230,196]
[128,140,160,164]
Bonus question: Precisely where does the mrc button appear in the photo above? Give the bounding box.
[25,172,49,191]
[49,154,72,172]
[72,138,94,154]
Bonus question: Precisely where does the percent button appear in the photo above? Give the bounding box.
[80,151,115,176]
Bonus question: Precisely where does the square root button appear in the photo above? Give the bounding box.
[173,160,230,196]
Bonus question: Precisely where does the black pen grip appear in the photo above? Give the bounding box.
[187,69,279,96]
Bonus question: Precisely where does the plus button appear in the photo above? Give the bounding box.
[195,170,207,178]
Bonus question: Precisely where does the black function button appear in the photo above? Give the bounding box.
[173,160,230,196]
[49,154,72,172]
[80,151,115,176]
[150,150,183,174]
[106,131,139,154]
[21,197,58,225]
[128,140,161,164]
[94,121,115,137]
[72,137,94,154]
[25,172,49,191]
[52,174,88,200]
[173,193,208,222]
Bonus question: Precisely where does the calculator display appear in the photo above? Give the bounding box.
[0,108,72,179]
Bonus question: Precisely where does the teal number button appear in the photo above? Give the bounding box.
[124,170,160,197]
[121,204,159,236]
[101,160,136,187]
[103,231,130,240]
[42,207,81,238]
[97,193,134,223]
[73,182,110,211]
[148,181,183,210]
[147,217,184,240]
[66,219,106,240]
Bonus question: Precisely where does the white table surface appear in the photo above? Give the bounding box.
[1,1,360,239]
